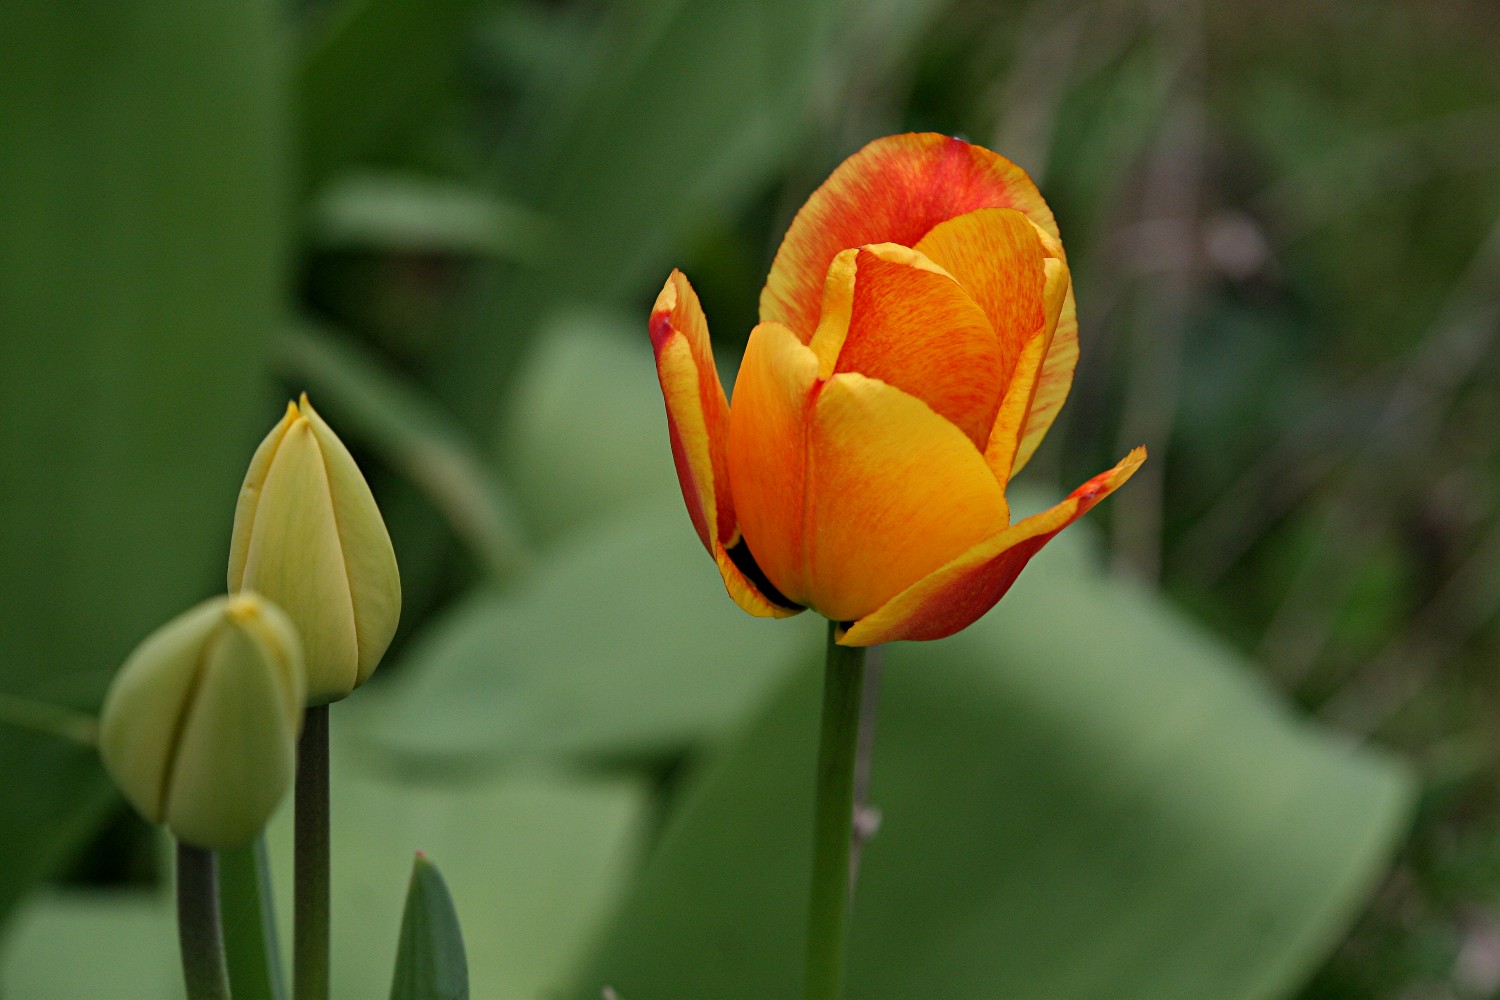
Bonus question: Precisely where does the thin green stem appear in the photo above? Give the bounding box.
[803,622,868,1000]
[294,705,330,1000]
[219,835,286,1000]
[177,841,231,1000]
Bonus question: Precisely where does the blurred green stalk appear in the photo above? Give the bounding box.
[294,706,331,1000]
[177,842,231,1000]
[803,623,867,1000]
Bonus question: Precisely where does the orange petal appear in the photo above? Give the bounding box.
[983,254,1072,485]
[801,373,1009,623]
[839,447,1145,645]
[760,133,1059,342]
[913,208,1047,392]
[1013,284,1078,475]
[808,244,1003,448]
[651,273,796,618]
[726,322,820,609]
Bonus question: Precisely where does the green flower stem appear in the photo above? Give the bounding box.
[177,841,231,1000]
[219,835,286,1000]
[294,705,330,1000]
[803,622,868,1000]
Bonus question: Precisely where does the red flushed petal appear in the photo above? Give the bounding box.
[760,133,1058,342]
[839,447,1146,645]
[809,244,1003,449]
[651,271,730,551]
[650,272,796,618]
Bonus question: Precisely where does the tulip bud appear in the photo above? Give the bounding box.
[98,593,306,850]
[228,394,401,704]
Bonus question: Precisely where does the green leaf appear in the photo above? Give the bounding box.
[498,311,682,544]
[218,838,286,1000]
[389,854,468,1000]
[0,887,181,998]
[309,172,551,260]
[511,0,840,301]
[297,0,486,194]
[571,527,1414,1000]
[3,739,648,999]
[439,0,841,433]
[0,1,286,925]
[279,321,531,581]
[346,494,819,763]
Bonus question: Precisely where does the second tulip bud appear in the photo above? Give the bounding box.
[229,394,401,705]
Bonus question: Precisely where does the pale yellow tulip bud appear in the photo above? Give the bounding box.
[98,593,306,850]
[228,394,401,704]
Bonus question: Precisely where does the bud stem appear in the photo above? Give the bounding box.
[802,623,868,1000]
[294,705,330,1000]
[177,841,231,1000]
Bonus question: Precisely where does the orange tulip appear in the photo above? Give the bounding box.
[650,133,1144,645]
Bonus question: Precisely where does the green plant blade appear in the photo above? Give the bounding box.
[346,493,819,764]
[218,837,285,1000]
[2,745,647,998]
[389,854,468,1000]
[440,0,841,432]
[0,0,286,926]
[571,528,1414,1000]
[296,0,485,194]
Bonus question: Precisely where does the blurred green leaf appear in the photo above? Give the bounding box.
[389,854,469,1000]
[2,740,647,999]
[0,1,286,925]
[0,888,180,998]
[219,838,286,1000]
[280,320,531,580]
[512,0,839,299]
[297,0,485,194]
[442,0,840,431]
[310,171,551,260]
[573,527,1413,999]
[347,494,819,763]
[498,310,682,545]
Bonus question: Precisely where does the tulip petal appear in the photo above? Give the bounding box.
[164,620,300,849]
[1013,268,1078,475]
[914,209,1075,482]
[912,208,1046,388]
[299,396,402,686]
[760,133,1059,342]
[228,401,299,593]
[840,447,1145,645]
[653,274,800,618]
[240,418,361,703]
[983,256,1073,484]
[801,373,1010,624]
[808,244,1004,449]
[726,322,820,610]
[98,599,228,824]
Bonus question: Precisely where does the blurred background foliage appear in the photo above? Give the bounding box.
[2,0,1498,996]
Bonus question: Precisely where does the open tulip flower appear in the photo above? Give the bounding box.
[650,133,1144,644]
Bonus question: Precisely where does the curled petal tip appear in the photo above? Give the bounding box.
[839,447,1145,646]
